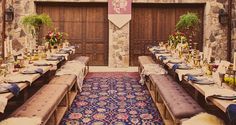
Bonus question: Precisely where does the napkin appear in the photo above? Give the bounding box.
[149,46,159,52]
[159,55,167,61]
[46,56,64,61]
[205,88,236,103]
[51,55,65,60]
[35,68,44,75]
[226,104,236,125]
[0,83,20,96]
[61,49,72,53]
[69,46,75,49]
[187,75,198,81]
[172,64,179,71]
[56,50,69,54]
[176,69,203,81]
[33,62,52,67]
[7,80,30,84]
[7,84,20,96]
[153,50,160,55]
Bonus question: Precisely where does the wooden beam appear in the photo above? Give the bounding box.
[228,0,233,61]
[1,0,6,59]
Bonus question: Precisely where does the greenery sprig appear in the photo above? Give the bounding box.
[21,14,52,27]
[176,12,200,30]
[21,14,52,36]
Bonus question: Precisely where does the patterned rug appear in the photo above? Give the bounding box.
[60,72,163,125]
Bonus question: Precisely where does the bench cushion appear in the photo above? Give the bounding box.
[138,56,155,67]
[150,74,204,119]
[75,56,89,64]
[10,85,67,122]
[49,74,77,89]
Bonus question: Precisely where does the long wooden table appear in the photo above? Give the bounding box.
[152,48,236,113]
[0,47,75,115]
[0,66,51,100]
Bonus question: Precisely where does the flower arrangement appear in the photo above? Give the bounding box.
[168,31,187,48]
[45,29,66,46]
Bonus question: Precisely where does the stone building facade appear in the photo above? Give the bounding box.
[0,0,235,67]
[232,0,236,57]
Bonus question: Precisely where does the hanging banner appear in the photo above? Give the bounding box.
[108,0,132,28]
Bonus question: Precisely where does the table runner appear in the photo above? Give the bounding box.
[56,61,85,91]
[140,64,167,85]
[0,96,7,113]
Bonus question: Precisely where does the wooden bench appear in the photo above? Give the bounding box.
[138,56,155,74]
[149,74,204,125]
[49,74,77,107]
[75,56,89,76]
[10,84,68,125]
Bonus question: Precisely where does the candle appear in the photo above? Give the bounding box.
[29,38,32,52]
[9,40,12,55]
[233,52,236,70]
[7,38,10,57]
[4,40,7,58]
[203,46,207,60]
[25,36,28,48]
[207,48,212,63]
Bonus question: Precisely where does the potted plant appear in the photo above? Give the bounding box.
[176,12,200,45]
[21,14,52,45]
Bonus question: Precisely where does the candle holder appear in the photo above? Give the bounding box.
[219,72,225,87]
[193,42,198,50]
[233,70,236,90]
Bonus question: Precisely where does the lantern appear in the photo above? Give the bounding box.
[218,9,228,25]
[5,5,14,22]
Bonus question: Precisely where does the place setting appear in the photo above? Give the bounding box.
[206,88,236,100]
[187,75,215,85]
[20,68,44,75]
[0,83,20,95]
[33,61,53,67]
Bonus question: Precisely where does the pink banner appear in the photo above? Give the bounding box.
[108,0,131,14]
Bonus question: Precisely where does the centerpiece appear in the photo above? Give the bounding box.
[45,29,66,52]
[168,31,188,49]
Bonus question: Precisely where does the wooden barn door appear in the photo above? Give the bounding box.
[130,4,204,66]
[36,3,108,66]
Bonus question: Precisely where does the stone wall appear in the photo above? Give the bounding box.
[232,0,236,57]
[109,22,130,67]
[0,0,232,67]
[0,0,36,52]
[205,0,228,60]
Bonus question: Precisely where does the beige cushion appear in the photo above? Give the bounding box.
[150,74,204,119]
[74,56,89,64]
[49,75,77,89]
[10,85,67,122]
[138,56,155,67]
